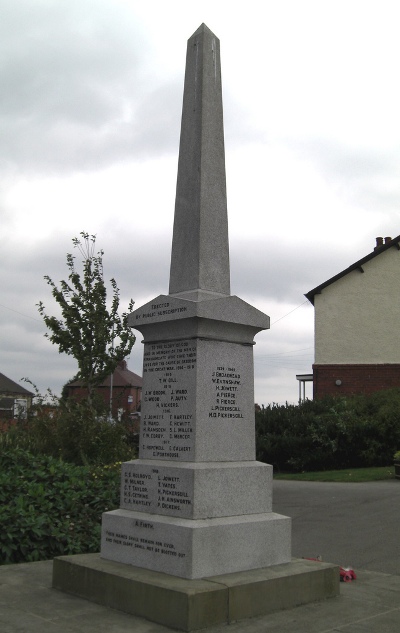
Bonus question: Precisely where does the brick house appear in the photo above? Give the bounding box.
[65,360,142,421]
[0,372,34,420]
[305,235,400,398]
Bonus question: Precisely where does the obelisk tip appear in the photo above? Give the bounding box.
[189,23,218,40]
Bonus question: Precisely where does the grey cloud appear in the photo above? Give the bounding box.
[0,1,162,173]
[0,231,170,324]
[289,139,400,212]
[229,236,354,306]
[105,238,170,303]
[223,89,266,147]
[132,81,182,158]
[1,1,139,117]
[0,1,266,175]
[297,139,392,180]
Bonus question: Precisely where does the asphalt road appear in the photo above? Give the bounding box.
[273,478,400,575]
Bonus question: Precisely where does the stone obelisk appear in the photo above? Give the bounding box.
[169,23,230,300]
[100,23,291,579]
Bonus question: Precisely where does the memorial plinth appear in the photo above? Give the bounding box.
[101,292,292,578]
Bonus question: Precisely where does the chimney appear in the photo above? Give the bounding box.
[384,236,392,244]
[375,237,384,250]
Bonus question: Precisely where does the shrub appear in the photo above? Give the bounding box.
[0,448,121,564]
[256,389,400,472]
[0,387,137,466]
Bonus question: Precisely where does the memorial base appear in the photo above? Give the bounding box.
[53,553,340,631]
[101,508,291,579]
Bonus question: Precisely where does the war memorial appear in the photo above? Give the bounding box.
[53,24,339,631]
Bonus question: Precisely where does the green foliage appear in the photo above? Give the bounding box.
[37,232,136,400]
[0,448,121,565]
[1,384,137,466]
[256,389,400,472]
[274,466,395,482]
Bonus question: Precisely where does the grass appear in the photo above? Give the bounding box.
[273,466,395,482]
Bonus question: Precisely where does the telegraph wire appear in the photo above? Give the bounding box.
[271,300,309,325]
[0,302,42,323]
[260,346,313,356]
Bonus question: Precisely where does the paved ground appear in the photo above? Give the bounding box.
[1,479,400,632]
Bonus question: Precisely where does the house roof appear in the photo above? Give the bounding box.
[305,235,400,306]
[68,360,143,389]
[0,373,34,396]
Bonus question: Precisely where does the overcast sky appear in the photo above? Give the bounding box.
[1,0,400,405]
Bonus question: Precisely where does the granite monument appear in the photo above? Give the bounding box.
[100,23,291,580]
[53,25,339,630]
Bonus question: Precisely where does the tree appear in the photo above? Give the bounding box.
[38,232,136,403]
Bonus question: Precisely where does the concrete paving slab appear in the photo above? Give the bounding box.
[1,606,62,633]
[0,559,51,585]
[348,614,400,633]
